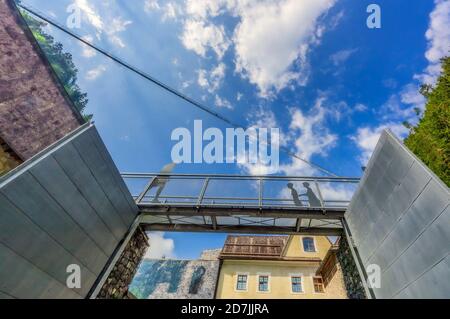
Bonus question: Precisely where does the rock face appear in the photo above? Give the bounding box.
[0,0,82,161]
[129,251,221,299]
[97,228,149,299]
[337,235,367,299]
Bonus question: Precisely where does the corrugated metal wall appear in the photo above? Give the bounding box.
[0,124,138,298]
[346,130,450,298]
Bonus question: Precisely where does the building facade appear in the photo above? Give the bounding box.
[216,235,347,299]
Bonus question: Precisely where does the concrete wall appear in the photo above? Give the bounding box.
[346,130,450,299]
[0,0,83,161]
[0,124,138,298]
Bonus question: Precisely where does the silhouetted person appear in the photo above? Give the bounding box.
[287,183,304,207]
[300,182,321,208]
[148,163,176,203]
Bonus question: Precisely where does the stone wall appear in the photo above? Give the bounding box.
[322,260,348,299]
[336,235,367,299]
[129,252,221,299]
[200,249,222,261]
[0,0,82,161]
[0,137,21,175]
[97,228,149,299]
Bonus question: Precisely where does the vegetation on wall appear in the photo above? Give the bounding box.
[20,10,92,121]
[404,57,450,187]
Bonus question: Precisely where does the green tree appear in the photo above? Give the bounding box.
[404,57,450,187]
[20,10,92,121]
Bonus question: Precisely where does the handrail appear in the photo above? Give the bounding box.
[121,172,360,182]
[122,172,359,210]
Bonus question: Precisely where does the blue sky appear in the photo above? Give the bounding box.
[23,0,449,259]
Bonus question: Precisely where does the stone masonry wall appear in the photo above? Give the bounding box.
[337,235,367,299]
[129,250,221,299]
[325,263,349,299]
[97,227,149,299]
[0,0,82,160]
[0,137,21,175]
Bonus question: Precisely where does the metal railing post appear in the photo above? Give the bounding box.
[259,178,263,209]
[197,177,210,207]
[314,180,326,214]
[136,176,156,204]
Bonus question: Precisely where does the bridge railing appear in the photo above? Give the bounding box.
[121,173,360,210]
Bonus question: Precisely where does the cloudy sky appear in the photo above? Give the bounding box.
[23,0,450,258]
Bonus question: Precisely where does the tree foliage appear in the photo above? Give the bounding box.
[404,57,450,187]
[20,10,91,121]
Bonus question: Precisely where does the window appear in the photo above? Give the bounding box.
[313,277,325,293]
[258,275,269,292]
[236,274,248,291]
[302,237,316,252]
[291,276,303,293]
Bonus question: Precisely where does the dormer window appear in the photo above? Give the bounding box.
[302,237,316,252]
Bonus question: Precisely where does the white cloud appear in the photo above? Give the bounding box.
[145,1,181,21]
[355,103,368,112]
[232,0,336,97]
[144,0,160,12]
[73,0,132,48]
[414,0,450,85]
[181,80,191,89]
[351,123,409,165]
[279,98,337,175]
[144,232,175,259]
[379,83,426,124]
[236,92,243,101]
[237,106,284,175]
[85,65,107,80]
[181,19,230,59]
[239,99,337,176]
[330,48,357,66]
[107,17,133,48]
[180,0,337,97]
[74,0,103,31]
[197,63,226,92]
[80,35,96,58]
[400,84,426,109]
[162,3,180,21]
[214,95,233,109]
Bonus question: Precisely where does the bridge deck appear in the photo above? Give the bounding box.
[122,173,359,235]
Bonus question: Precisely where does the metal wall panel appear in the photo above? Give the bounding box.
[2,172,108,274]
[0,124,139,299]
[346,130,450,299]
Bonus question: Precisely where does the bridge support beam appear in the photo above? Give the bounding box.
[142,223,343,236]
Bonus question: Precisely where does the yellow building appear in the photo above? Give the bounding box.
[215,235,347,299]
